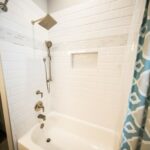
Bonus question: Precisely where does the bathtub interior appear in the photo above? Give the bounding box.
[19,113,119,150]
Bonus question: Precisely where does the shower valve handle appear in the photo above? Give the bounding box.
[36,90,43,98]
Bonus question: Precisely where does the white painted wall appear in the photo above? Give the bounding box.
[48,0,137,137]
[48,0,87,13]
[32,0,48,13]
[0,0,50,149]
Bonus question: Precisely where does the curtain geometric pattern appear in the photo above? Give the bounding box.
[121,1,150,150]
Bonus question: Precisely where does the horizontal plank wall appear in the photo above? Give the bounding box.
[48,0,136,138]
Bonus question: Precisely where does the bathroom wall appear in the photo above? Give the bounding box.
[48,0,137,135]
[32,0,48,13]
[0,0,50,148]
[48,0,87,13]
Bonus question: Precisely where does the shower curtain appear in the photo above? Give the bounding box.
[121,0,150,150]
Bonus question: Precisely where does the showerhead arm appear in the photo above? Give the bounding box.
[31,17,44,25]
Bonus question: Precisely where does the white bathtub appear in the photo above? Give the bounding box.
[18,112,120,150]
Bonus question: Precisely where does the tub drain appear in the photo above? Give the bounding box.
[46,138,51,143]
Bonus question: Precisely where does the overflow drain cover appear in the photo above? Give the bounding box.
[46,138,51,143]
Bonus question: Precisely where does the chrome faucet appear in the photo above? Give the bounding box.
[34,101,44,112]
[37,114,46,121]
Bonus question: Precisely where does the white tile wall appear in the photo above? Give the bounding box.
[48,0,137,137]
[50,46,127,131]
[0,0,49,149]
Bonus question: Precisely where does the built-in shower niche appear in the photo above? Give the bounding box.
[70,50,98,69]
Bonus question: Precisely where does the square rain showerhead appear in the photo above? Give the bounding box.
[38,14,57,30]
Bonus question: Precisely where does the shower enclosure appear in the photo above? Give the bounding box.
[0,0,148,150]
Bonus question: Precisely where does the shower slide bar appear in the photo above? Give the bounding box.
[43,58,51,93]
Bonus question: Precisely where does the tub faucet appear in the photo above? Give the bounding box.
[37,114,46,121]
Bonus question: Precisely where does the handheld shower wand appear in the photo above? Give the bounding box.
[45,41,52,82]
[43,41,53,93]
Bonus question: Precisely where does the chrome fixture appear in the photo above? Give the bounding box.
[0,0,9,12]
[43,41,52,93]
[34,101,44,112]
[36,90,43,98]
[31,14,57,30]
[37,114,46,121]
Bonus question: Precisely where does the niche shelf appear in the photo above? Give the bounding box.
[70,50,98,69]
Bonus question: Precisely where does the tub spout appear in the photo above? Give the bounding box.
[40,123,44,129]
[37,114,46,121]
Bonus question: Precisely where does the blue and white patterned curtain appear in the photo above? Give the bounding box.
[121,0,150,150]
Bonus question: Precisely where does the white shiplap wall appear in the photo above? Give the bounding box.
[0,0,49,149]
[49,0,135,42]
[48,0,136,137]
